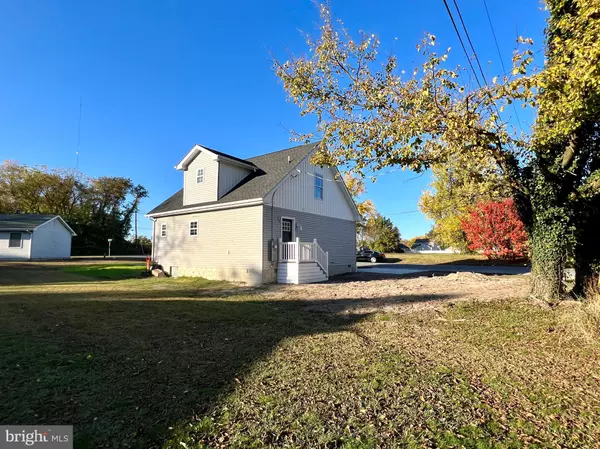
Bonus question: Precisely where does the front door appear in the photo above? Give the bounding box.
[281,218,294,243]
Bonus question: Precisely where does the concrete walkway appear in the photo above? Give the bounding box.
[357,262,530,276]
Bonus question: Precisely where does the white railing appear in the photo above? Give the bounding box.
[278,237,329,277]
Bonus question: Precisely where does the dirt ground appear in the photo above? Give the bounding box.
[0,261,530,316]
[263,271,531,314]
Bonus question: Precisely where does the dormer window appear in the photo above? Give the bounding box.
[196,168,204,184]
[314,173,324,200]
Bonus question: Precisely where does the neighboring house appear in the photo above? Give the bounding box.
[0,214,76,260]
[397,243,410,252]
[147,142,361,285]
[410,238,440,251]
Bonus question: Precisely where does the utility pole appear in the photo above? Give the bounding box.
[134,211,138,242]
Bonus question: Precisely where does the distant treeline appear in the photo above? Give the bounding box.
[0,161,149,255]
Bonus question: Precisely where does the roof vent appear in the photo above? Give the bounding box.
[287,156,291,164]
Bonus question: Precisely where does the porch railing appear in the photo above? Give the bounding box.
[278,237,329,277]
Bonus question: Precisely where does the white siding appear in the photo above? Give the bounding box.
[263,206,356,283]
[0,232,31,260]
[218,162,251,199]
[277,262,327,284]
[264,156,356,221]
[153,205,263,285]
[183,150,218,205]
[30,218,72,259]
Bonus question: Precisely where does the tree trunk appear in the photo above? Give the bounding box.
[529,218,568,301]
[572,223,600,298]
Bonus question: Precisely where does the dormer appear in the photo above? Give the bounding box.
[176,144,256,206]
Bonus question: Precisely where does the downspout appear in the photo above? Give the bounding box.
[150,217,156,262]
[270,187,279,267]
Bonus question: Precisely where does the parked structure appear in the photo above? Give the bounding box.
[147,142,360,284]
[0,214,76,260]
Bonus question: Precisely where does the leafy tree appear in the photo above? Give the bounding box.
[275,2,600,300]
[419,154,510,252]
[362,214,400,252]
[0,162,148,255]
[344,173,376,221]
[461,199,528,259]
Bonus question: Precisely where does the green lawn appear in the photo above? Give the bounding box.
[0,264,597,448]
[64,263,147,280]
[385,252,530,266]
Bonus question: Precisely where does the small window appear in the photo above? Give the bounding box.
[189,221,198,236]
[9,232,22,248]
[281,220,292,232]
[196,168,204,184]
[160,224,167,237]
[314,173,324,199]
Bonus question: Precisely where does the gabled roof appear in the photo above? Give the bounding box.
[0,214,76,235]
[175,144,258,171]
[147,142,322,216]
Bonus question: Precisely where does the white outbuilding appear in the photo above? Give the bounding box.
[0,214,76,260]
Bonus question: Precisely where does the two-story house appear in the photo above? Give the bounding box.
[146,142,360,284]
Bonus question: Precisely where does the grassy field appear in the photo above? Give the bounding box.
[0,263,598,448]
[64,263,146,280]
[384,252,530,266]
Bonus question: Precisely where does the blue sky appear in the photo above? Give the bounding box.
[0,0,546,239]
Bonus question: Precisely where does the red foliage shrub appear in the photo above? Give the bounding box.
[460,199,528,259]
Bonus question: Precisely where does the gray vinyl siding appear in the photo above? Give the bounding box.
[153,205,263,284]
[262,206,356,282]
[218,162,251,199]
[183,150,218,205]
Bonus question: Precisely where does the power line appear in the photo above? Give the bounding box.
[441,0,483,89]
[482,0,524,130]
[451,0,488,85]
[442,0,521,134]
[386,210,420,216]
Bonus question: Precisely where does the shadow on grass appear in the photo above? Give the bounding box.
[0,282,457,448]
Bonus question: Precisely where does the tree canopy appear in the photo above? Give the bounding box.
[0,161,148,255]
[461,199,528,260]
[360,214,400,252]
[276,1,600,300]
[419,154,510,252]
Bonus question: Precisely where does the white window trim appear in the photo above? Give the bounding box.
[280,216,295,242]
[314,173,324,200]
[189,220,198,236]
[160,223,167,237]
[196,168,205,184]
[8,232,22,249]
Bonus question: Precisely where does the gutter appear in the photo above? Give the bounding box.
[145,197,264,219]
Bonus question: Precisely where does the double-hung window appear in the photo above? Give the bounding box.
[160,224,167,237]
[314,173,324,200]
[9,232,22,248]
[196,168,204,184]
[189,221,198,236]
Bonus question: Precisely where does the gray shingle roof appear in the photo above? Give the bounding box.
[147,142,321,216]
[0,214,58,231]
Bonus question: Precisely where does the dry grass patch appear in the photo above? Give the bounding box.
[0,264,598,448]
